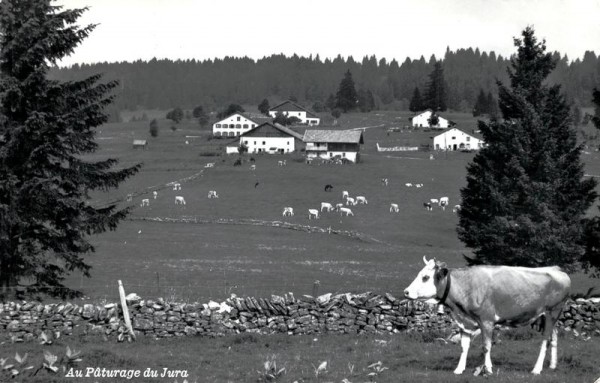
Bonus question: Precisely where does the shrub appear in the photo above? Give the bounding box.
[149,119,158,137]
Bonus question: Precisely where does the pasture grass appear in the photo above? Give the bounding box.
[5,329,599,382]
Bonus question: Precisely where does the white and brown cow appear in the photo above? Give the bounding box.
[404,257,570,376]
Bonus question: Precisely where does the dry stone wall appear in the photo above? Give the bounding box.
[1,292,599,342]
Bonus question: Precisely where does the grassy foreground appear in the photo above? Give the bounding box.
[3,329,599,382]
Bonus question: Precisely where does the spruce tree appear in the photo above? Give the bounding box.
[473,89,487,117]
[424,61,447,111]
[258,99,270,115]
[409,87,423,112]
[0,1,140,295]
[335,70,358,113]
[582,88,600,275]
[457,27,596,272]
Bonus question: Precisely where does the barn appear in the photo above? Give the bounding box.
[303,130,364,163]
[235,122,304,154]
[410,110,454,129]
[268,100,320,125]
[433,127,484,151]
[212,113,270,137]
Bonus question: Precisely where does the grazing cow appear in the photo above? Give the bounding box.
[320,202,334,212]
[356,196,368,204]
[404,257,571,376]
[173,182,181,191]
[390,203,399,213]
[405,183,413,187]
[140,199,149,207]
[381,178,388,186]
[282,207,294,217]
[175,196,186,205]
[126,193,133,202]
[335,203,344,211]
[153,191,158,199]
[439,197,449,209]
[342,190,349,199]
[453,204,461,213]
[430,198,439,205]
[339,207,354,216]
[308,209,319,220]
[415,184,423,188]
[250,164,256,171]
[346,197,356,206]
[208,190,219,198]
[423,202,433,211]
[324,184,333,192]
[205,163,215,168]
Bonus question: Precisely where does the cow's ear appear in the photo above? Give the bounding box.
[435,266,448,281]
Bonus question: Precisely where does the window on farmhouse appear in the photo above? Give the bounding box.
[466,137,470,141]
[236,124,241,129]
[229,124,234,128]
[243,124,248,129]
[237,117,240,121]
[216,124,221,128]
[262,141,266,145]
[451,136,456,140]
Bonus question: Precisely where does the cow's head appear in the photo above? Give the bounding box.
[403,256,448,300]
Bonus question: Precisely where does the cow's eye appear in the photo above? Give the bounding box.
[422,275,430,282]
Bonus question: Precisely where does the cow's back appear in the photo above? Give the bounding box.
[451,266,570,326]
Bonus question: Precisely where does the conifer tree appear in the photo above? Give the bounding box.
[409,87,423,112]
[424,61,447,111]
[258,99,270,115]
[0,1,140,295]
[458,27,596,272]
[473,89,488,117]
[335,70,358,112]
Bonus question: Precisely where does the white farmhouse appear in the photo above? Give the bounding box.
[237,122,304,154]
[303,130,364,163]
[433,128,484,151]
[410,110,454,129]
[213,113,270,137]
[268,100,320,125]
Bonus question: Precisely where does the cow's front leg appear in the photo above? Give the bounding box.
[475,323,494,376]
[453,331,471,374]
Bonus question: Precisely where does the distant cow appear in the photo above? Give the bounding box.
[404,257,571,376]
[153,191,158,199]
[126,193,133,202]
[175,196,186,205]
[423,202,432,211]
[205,163,215,168]
[346,197,357,206]
[308,209,319,220]
[342,190,349,199]
[173,182,181,191]
[278,160,286,166]
[140,199,149,207]
[439,197,449,210]
[405,183,413,187]
[321,202,334,212]
[339,207,354,216]
[430,198,439,205]
[208,190,219,198]
[250,164,256,171]
[453,204,461,213]
[356,196,368,204]
[324,184,333,192]
[282,207,294,217]
[415,184,423,188]
[390,203,399,213]
[335,203,344,211]
[381,178,388,186]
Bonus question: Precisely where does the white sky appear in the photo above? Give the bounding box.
[55,0,600,66]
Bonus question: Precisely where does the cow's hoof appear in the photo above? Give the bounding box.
[473,365,492,376]
[453,368,464,375]
[531,369,542,375]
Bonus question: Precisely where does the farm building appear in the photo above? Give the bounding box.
[410,110,454,129]
[228,122,304,154]
[268,100,320,125]
[433,128,484,151]
[303,130,364,163]
[132,139,147,149]
[212,113,270,137]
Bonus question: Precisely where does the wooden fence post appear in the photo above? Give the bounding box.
[118,280,136,341]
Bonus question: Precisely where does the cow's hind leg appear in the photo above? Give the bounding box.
[533,309,561,374]
[474,323,494,376]
[453,331,471,375]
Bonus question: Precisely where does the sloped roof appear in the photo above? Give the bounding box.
[240,122,304,140]
[433,127,483,140]
[215,112,270,125]
[269,100,318,118]
[303,129,364,144]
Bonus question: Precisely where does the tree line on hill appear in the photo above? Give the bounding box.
[49,48,600,118]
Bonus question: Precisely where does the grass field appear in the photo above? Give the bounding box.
[5,329,600,382]
[59,111,600,304]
